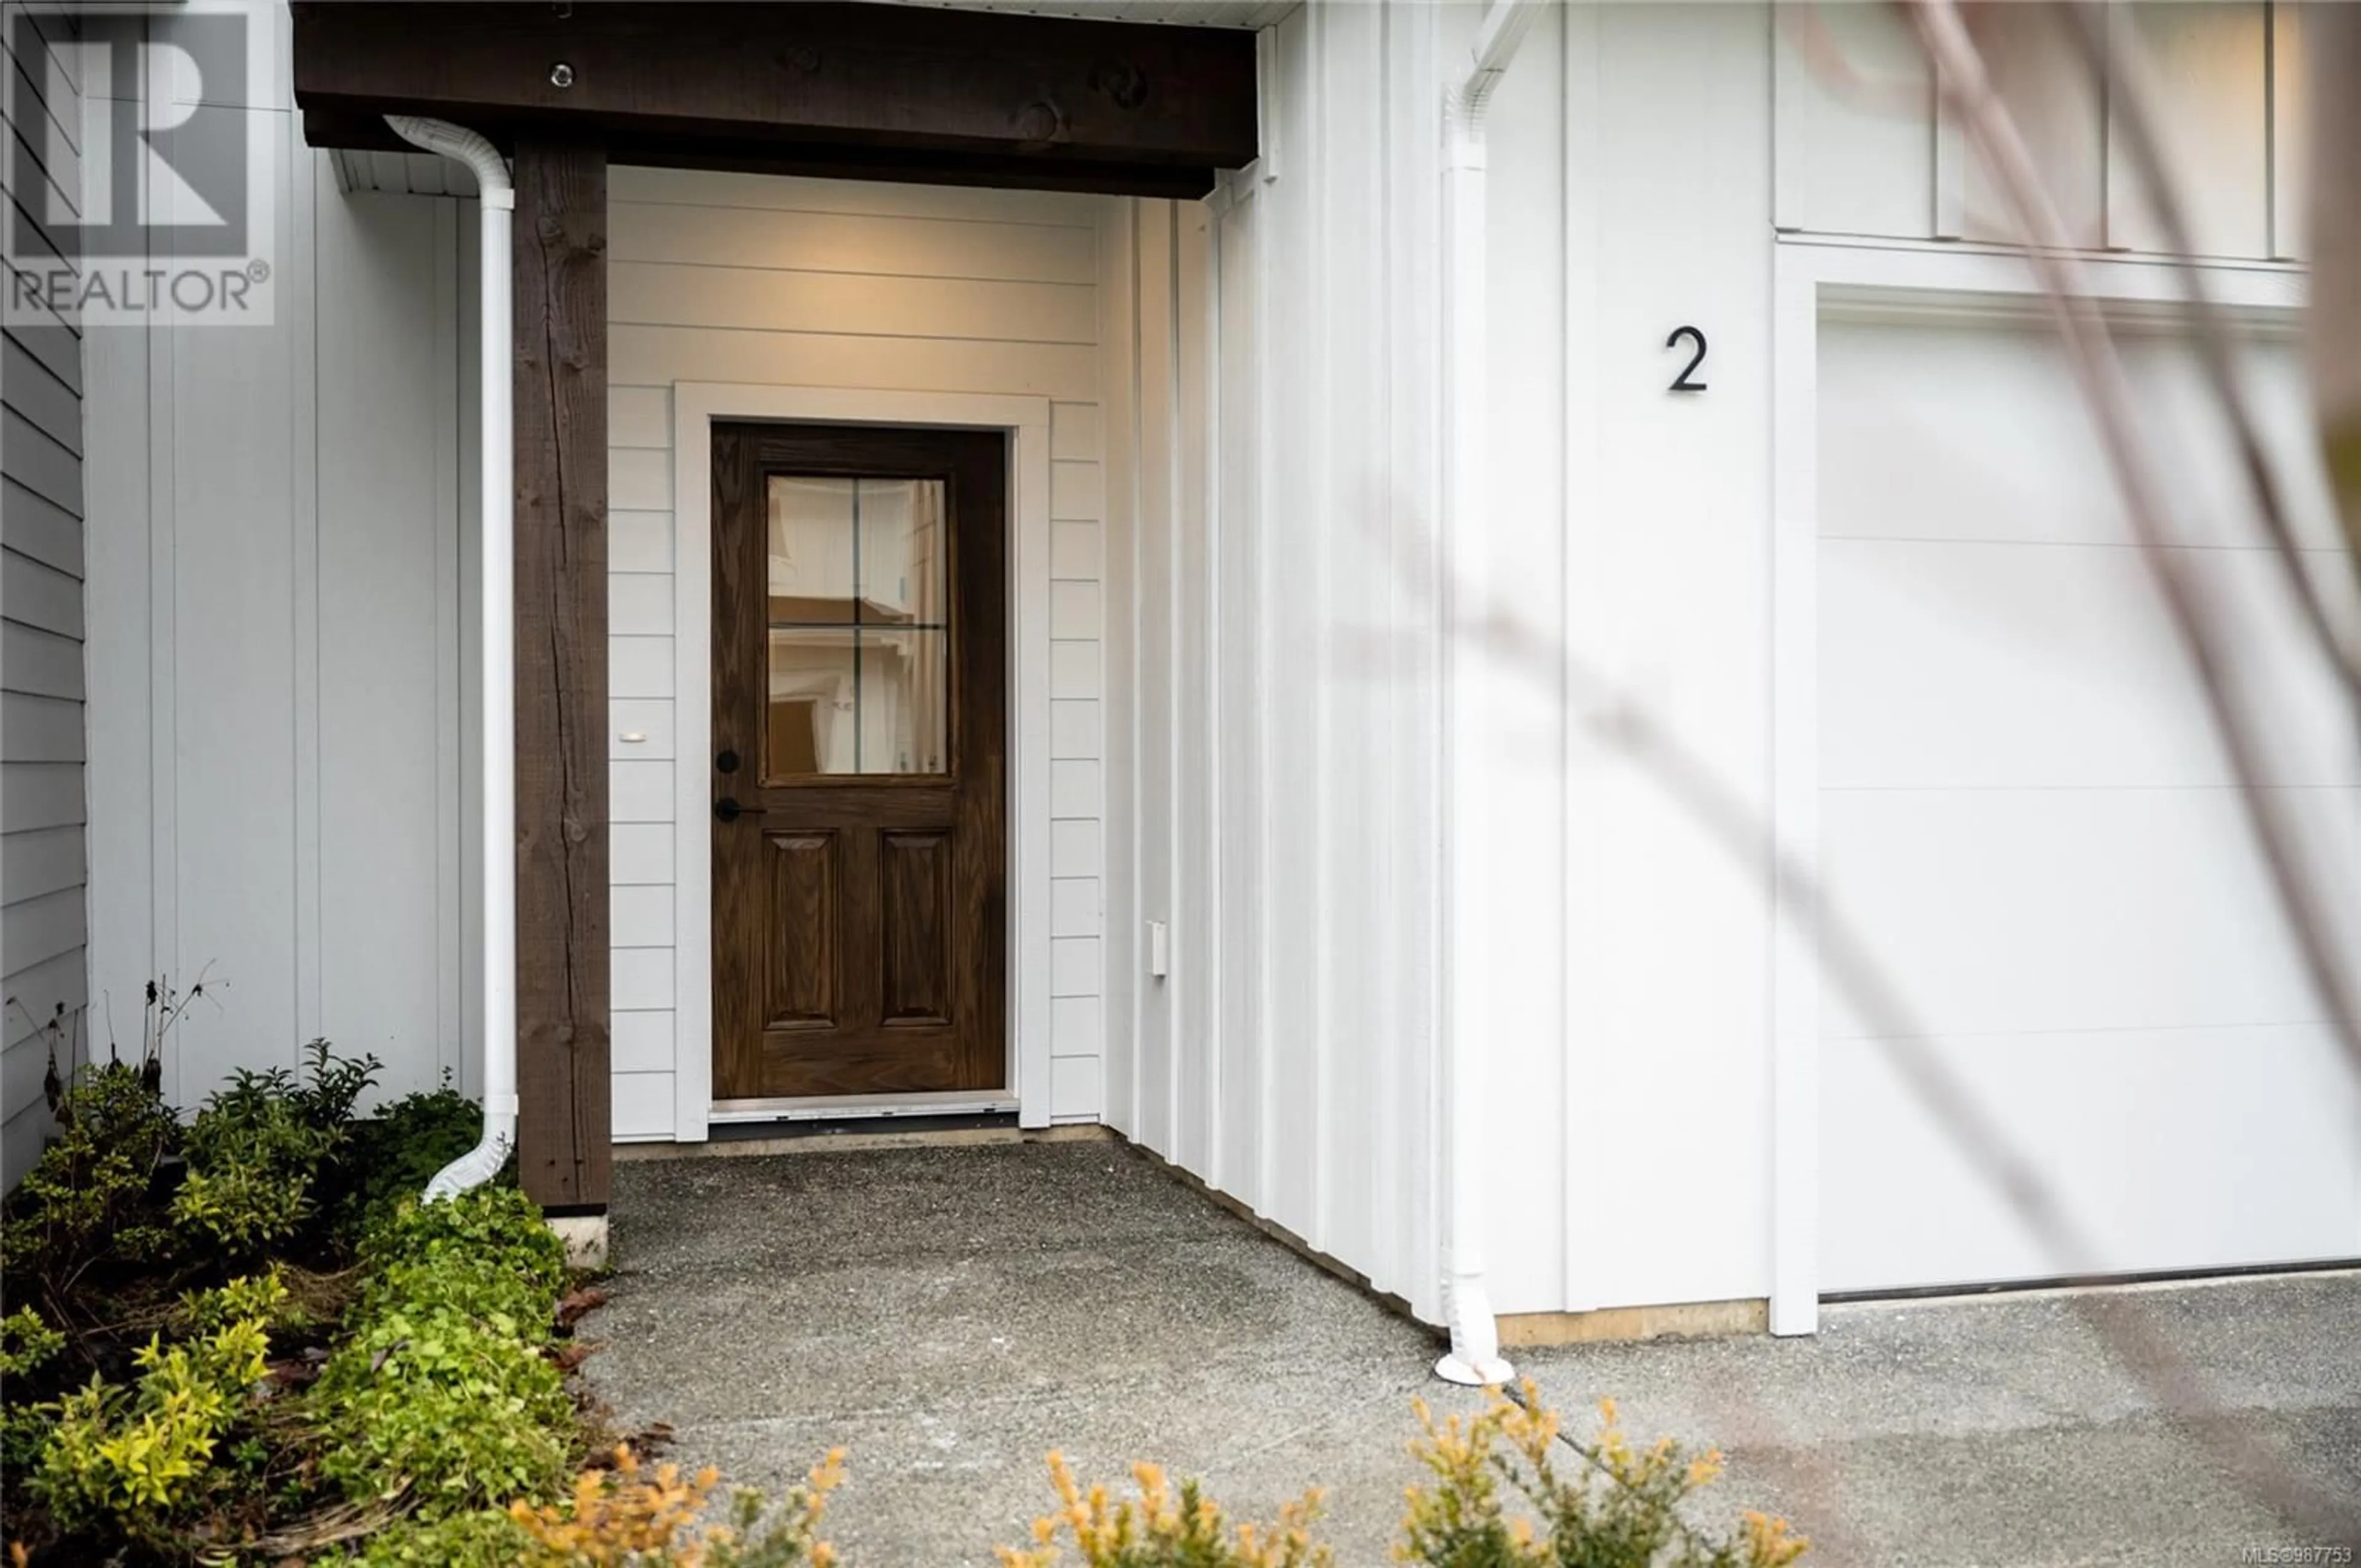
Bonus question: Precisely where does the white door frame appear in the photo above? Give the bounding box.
[1766,237,2304,1335]
[668,382,1056,1142]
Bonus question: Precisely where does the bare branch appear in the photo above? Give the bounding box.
[2054,1,2361,710]
[1902,0,2361,1096]
[2310,5,2361,572]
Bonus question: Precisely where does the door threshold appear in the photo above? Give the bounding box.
[616,1116,1112,1162]
[708,1091,1020,1124]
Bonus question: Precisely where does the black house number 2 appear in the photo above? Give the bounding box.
[1665,325,1709,393]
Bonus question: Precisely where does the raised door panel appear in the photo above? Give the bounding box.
[879,828,952,1025]
[764,830,838,1028]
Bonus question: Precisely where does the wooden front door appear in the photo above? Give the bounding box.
[711,424,1006,1100]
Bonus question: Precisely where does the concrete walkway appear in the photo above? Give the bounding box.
[582,1138,2361,1566]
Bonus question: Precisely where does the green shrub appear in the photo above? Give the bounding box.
[28,1277,279,1549]
[0,1304,66,1378]
[309,1188,576,1518]
[353,1252,555,1340]
[0,1060,180,1301]
[332,1080,484,1237]
[358,1185,568,1300]
[308,1505,537,1567]
[181,1266,305,1334]
[173,1042,381,1256]
[288,1037,384,1132]
[1,1306,68,1479]
[313,1322,574,1518]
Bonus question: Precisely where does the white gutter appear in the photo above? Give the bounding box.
[384,116,518,1203]
[1434,0,1540,1388]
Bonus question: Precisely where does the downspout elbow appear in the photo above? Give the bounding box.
[382,116,515,210]
[422,1124,515,1203]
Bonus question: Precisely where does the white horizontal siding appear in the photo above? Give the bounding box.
[2,10,87,1185]
[612,1070,678,1139]
[611,327,1097,403]
[611,263,1096,343]
[607,170,1109,1130]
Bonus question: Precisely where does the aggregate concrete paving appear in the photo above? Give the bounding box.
[581,1138,2361,1566]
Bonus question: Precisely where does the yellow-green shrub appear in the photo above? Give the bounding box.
[28,1276,280,1549]
[997,1456,1332,1568]
[999,1389,1806,1568]
[1396,1386,1807,1568]
[314,1444,845,1568]
[0,1061,178,1299]
[510,1442,845,1567]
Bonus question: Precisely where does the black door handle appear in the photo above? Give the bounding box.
[714,798,766,823]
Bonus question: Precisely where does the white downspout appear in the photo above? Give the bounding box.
[1434,0,1539,1388]
[384,116,518,1202]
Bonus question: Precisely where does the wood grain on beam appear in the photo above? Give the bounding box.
[293,2,1256,194]
[512,141,612,1212]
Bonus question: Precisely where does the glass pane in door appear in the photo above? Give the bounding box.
[763,475,951,781]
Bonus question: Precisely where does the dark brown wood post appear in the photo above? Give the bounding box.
[512,140,611,1211]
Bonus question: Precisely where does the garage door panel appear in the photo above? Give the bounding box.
[1821,537,2360,792]
[1820,1022,2361,1293]
[1821,786,2352,1042]
[1817,317,2361,1294]
[1818,323,2349,555]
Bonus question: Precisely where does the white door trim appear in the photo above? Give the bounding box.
[668,382,1056,1144]
[1767,239,2305,1334]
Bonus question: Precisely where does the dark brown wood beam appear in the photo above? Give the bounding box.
[306,109,1224,200]
[293,2,1256,197]
[512,140,612,1214]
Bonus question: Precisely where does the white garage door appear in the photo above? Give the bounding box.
[1816,317,2361,1294]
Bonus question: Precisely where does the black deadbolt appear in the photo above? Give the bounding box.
[716,749,740,774]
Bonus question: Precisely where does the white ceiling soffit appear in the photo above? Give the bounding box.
[328,0,1294,195]
[331,147,481,198]
[894,0,1297,24]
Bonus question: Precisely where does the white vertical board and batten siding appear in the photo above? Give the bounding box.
[85,104,483,1121]
[1112,0,2325,1329]
[2,6,90,1183]
[1555,5,1779,1315]
[603,167,1111,1135]
[1543,4,2319,1324]
[1105,1,1460,1323]
[1771,0,2301,263]
[1122,0,1781,1326]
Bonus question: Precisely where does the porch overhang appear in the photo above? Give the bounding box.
[291,1,1260,200]
[310,1,1259,1224]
